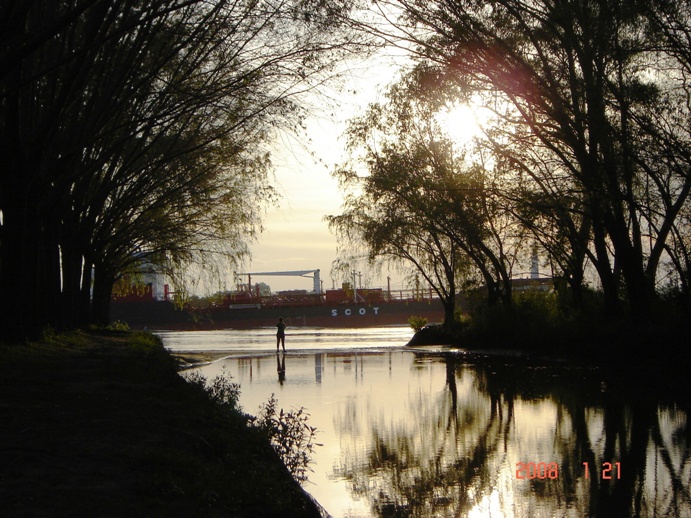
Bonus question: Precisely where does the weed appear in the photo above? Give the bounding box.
[182,372,319,483]
[408,315,429,332]
[207,371,241,409]
[128,331,165,355]
[182,370,241,410]
[107,320,130,331]
[37,328,93,349]
[183,370,208,391]
[250,394,320,484]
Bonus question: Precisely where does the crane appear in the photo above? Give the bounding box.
[236,269,321,294]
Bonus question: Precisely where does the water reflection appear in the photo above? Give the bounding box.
[178,342,690,517]
[335,354,691,517]
[277,353,286,384]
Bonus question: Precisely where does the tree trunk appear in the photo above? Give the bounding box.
[443,297,456,326]
[91,265,115,326]
[591,218,622,317]
[605,216,652,322]
[79,258,94,326]
[0,197,52,341]
[60,234,86,329]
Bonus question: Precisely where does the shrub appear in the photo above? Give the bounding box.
[250,394,320,484]
[408,315,429,332]
[182,370,241,410]
[513,290,559,330]
[182,373,318,483]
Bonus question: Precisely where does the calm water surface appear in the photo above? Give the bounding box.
[159,327,691,517]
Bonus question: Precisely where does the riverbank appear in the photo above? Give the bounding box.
[407,317,691,399]
[0,330,322,517]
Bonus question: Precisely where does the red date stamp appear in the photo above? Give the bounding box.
[516,461,621,480]
[583,461,621,479]
[515,462,559,479]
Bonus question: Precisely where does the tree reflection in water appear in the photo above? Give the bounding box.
[335,353,691,517]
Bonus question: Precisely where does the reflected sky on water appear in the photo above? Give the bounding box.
[161,328,691,517]
[157,325,414,354]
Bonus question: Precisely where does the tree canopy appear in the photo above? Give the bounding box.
[0,0,365,340]
[329,71,523,324]
[335,0,691,322]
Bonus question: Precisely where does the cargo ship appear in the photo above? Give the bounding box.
[110,269,445,330]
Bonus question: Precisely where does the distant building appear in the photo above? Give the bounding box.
[141,269,168,300]
[112,256,170,302]
[514,246,552,291]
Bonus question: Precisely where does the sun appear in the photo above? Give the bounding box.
[435,98,491,148]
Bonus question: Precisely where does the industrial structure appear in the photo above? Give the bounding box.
[235,269,322,295]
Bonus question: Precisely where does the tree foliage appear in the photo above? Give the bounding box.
[328,71,523,324]
[0,0,365,340]
[346,0,691,320]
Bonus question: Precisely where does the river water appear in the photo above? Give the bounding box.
[158,326,691,517]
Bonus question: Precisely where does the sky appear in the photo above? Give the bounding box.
[238,56,409,294]
[241,67,497,294]
[245,118,346,293]
[238,52,499,295]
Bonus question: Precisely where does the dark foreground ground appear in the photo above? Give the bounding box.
[0,330,322,517]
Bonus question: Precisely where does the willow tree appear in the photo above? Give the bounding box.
[329,150,467,326]
[328,72,522,324]
[486,113,593,309]
[0,0,366,339]
[359,0,691,320]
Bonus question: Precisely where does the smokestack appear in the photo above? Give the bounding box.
[530,246,539,279]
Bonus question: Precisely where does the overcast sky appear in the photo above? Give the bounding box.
[240,56,410,294]
[246,117,345,292]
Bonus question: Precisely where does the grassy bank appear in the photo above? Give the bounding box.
[407,294,691,390]
[0,330,321,517]
[408,317,691,407]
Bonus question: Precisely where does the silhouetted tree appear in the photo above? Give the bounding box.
[360,0,691,320]
[329,71,521,321]
[0,0,365,339]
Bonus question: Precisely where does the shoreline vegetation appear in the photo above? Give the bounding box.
[406,294,691,398]
[0,330,322,517]
[406,334,691,422]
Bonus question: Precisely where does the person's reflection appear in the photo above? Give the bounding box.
[277,352,286,384]
[445,354,458,417]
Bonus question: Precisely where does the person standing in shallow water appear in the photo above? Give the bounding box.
[276,317,286,351]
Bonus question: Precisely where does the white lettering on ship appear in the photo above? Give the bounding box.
[331,307,380,317]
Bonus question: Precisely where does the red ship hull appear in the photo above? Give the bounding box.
[110,299,444,330]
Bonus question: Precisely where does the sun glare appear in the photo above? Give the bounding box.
[436,99,490,148]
